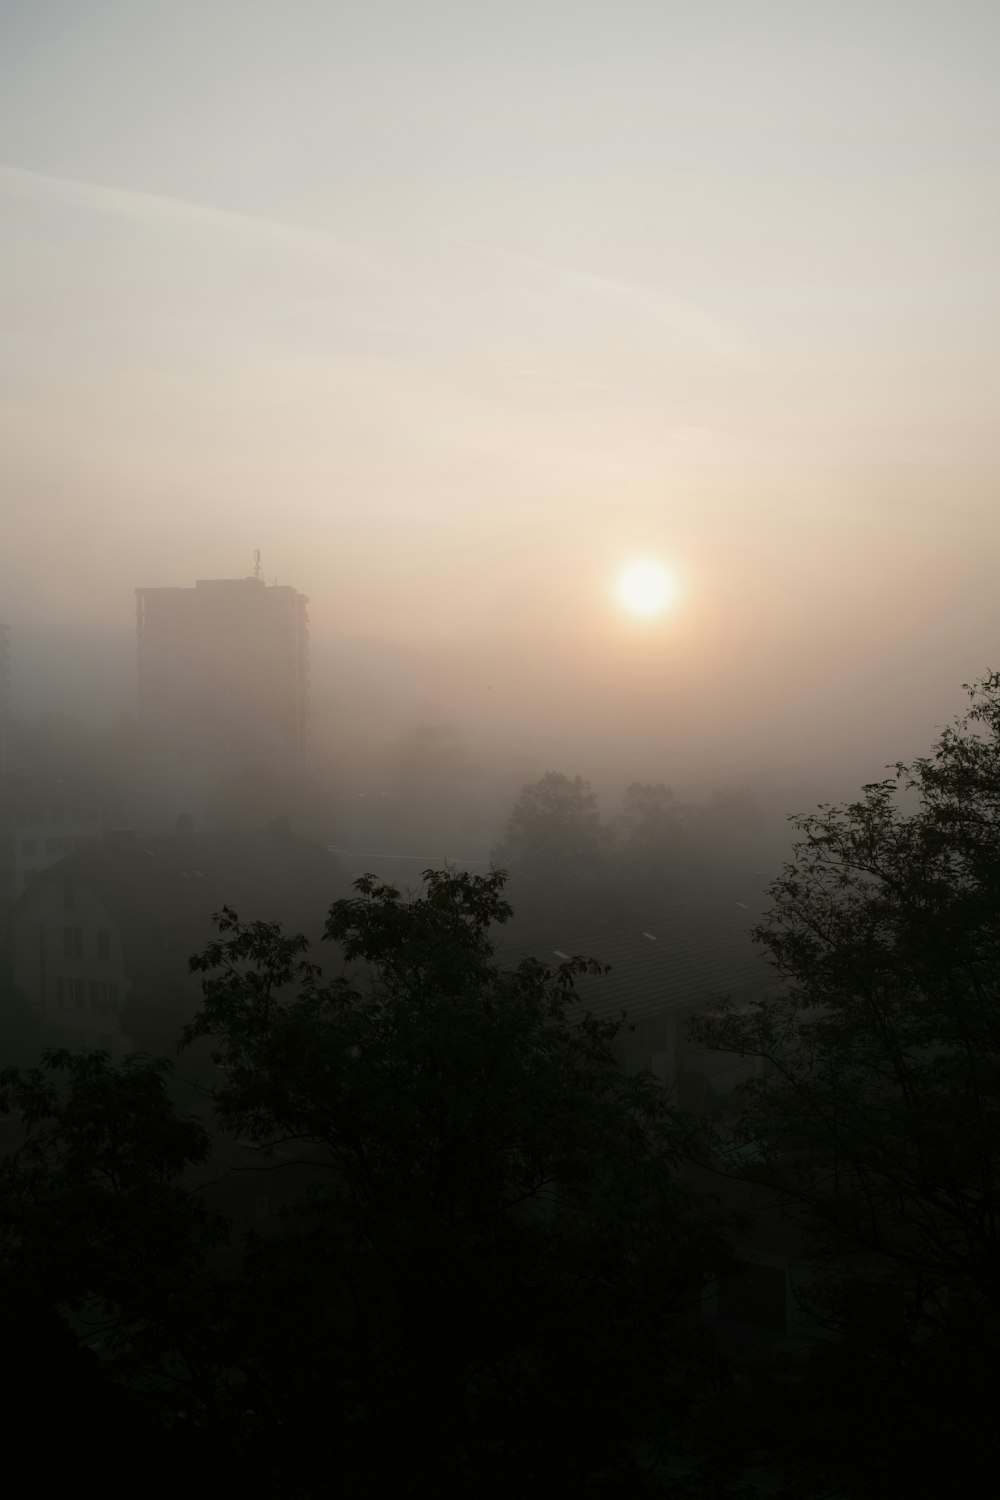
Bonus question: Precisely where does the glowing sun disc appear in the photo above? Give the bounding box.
[617,559,674,616]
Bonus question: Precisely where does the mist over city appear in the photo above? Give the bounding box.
[3,4,1000,1495]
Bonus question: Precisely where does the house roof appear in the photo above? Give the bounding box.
[15,839,775,1024]
[16,830,349,980]
[494,887,775,1027]
[327,849,493,885]
[0,769,118,813]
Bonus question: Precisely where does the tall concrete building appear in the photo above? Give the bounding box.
[135,573,309,794]
[0,621,9,774]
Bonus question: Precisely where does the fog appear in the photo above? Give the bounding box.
[6,11,1000,1489]
[3,0,999,845]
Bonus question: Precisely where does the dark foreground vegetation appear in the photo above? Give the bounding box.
[4,675,1000,1496]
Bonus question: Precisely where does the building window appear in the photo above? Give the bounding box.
[96,930,111,960]
[62,927,84,959]
[21,839,36,856]
[56,976,86,1011]
[89,982,119,1015]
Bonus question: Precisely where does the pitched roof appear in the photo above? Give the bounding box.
[495,887,775,1026]
[327,849,493,885]
[18,831,348,979]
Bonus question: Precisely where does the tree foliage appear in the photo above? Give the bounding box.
[0,869,748,1493]
[180,867,740,1495]
[0,1049,227,1481]
[615,781,691,881]
[690,673,1000,1494]
[492,770,610,884]
[493,773,768,926]
[0,1049,218,1320]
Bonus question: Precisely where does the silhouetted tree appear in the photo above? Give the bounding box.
[0,1048,226,1471]
[690,673,1000,1495]
[686,785,762,867]
[181,868,741,1495]
[0,871,761,1493]
[493,771,610,884]
[615,780,691,888]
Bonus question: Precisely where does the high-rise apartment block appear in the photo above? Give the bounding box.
[135,575,309,782]
[0,621,9,774]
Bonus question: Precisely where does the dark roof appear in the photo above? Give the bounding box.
[495,889,775,1026]
[21,831,347,971]
[328,849,493,885]
[0,769,117,811]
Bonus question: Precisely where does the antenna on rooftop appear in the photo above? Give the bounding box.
[253,548,262,581]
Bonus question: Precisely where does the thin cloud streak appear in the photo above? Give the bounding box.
[0,161,402,286]
[432,225,752,367]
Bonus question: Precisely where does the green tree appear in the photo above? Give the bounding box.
[0,1049,229,1481]
[687,785,763,867]
[690,673,1000,1495]
[615,781,691,886]
[493,770,610,885]
[182,867,741,1496]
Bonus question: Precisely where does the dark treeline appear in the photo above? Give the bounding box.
[3,676,1000,1493]
[492,770,770,940]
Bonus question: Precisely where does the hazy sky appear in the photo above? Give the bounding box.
[2,1,999,791]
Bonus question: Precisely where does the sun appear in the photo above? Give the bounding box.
[617,558,675,616]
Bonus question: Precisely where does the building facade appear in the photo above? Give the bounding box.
[0,772,120,917]
[5,826,344,1056]
[136,575,309,794]
[0,622,9,775]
